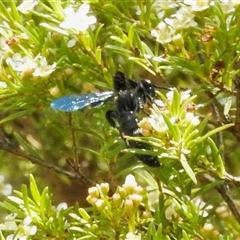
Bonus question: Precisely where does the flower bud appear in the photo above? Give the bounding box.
[86,196,98,205]
[88,187,99,198]
[124,199,133,211]
[100,183,109,195]
[112,193,122,206]
[133,186,143,195]
[172,33,184,48]
[118,187,127,199]
[129,194,142,208]
[95,199,105,212]
[142,211,152,219]
[123,175,137,194]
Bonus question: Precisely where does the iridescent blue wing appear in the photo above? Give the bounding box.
[50,91,115,112]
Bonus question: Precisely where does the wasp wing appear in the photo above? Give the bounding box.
[50,91,115,112]
[113,71,139,92]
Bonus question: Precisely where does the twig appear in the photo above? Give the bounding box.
[67,113,81,171]
[0,141,96,185]
[203,174,240,224]
[198,162,240,187]
[224,172,240,187]
[206,90,232,125]
[234,77,240,141]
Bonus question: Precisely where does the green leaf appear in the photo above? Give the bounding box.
[40,187,50,221]
[224,96,232,115]
[8,0,21,24]
[93,24,104,50]
[155,92,171,111]
[207,137,225,178]
[184,129,199,147]
[146,222,156,238]
[0,109,35,124]
[95,47,102,65]
[81,33,93,51]
[170,88,180,117]
[161,114,181,142]
[79,208,91,222]
[105,44,132,55]
[22,184,30,214]
[110,36,125,44]
[15,22,40,45]
[193,179,223,198]
[0,200,23,216]
[180,154,197,184]
[198,123,234,143]
[0,231,5,240]
[128,23,137,48]
[40,23,69,35]
[0,1,16,25]
[13,131,42,159]
[129,57,156,75]
[182,229,191,240]
[103,4,125,17]
[29,174,41,204]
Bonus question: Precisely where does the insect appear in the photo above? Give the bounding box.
[106,89,160,167]
[50,71,163,166]
[50,71,160,112]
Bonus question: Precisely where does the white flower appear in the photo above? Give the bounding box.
[60,3,96,32]
[0,36,10,63]
[184,0,211,12]
[166,7,197,31]
[154,0,181,10]
[202,222,214,231]
[0,81,7,88]
[32,56,56,77]
[124,174,137,188]
[67,39,77,48]
[6,53,37,72]
[56,202,68,211]
[135,6,141,15]
[166,90,191,104]
[6,216,37,240]
[151,21,175,44]
[193,197,213,217]
[6,53,56,78]
[181,90,191,102]
[17,0,38,14]
[0,175,4,183]
[0,175,12,196]
[147,185,160,207]
[2,184,12,196]
[165,201,178,220]
[186,112,200,125]
[0,214,17,231]
[125,232,141,240]
[148,113,168,133]
[219,0,240,13]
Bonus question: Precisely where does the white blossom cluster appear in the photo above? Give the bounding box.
[151,0,240,44]
[0,215,37,240]
[6,53,56,78]
[3,2,97,80]
[140,90,200,136]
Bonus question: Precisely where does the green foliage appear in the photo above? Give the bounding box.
[0,0,239,239]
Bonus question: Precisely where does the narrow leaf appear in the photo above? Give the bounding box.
[180,154,197,184]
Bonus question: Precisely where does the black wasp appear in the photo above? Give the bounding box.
[106,89,160,167]
[50,71,162,167]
